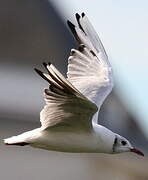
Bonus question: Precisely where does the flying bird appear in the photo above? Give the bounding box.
[4,13,144,156]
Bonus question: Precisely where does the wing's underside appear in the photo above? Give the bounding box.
[35,63,97,130]
[67,13,113,119]
[35,13,113,127]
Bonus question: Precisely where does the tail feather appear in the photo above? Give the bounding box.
[4,136,29,146]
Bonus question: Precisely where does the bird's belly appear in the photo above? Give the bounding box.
[31,130,100,153]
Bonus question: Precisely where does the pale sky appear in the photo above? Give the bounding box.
[50,0,148,138]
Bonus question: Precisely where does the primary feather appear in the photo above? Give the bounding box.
[67,13,113,123]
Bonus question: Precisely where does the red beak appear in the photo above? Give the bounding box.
[130,148,144,156]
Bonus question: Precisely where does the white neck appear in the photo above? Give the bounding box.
[92,123,115,153]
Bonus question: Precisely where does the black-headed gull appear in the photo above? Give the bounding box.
[4,13,144,156]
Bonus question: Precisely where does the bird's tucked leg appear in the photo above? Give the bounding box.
[5,142,30,146]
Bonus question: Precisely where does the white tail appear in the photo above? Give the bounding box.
[4,135,29,146]
[4,128,40,146]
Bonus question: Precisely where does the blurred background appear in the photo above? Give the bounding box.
[0,0,148,179]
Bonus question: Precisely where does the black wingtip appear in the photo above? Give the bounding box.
[82,12,85,17]
[67,20,79,41]
[75,13,85,34]
[75,13,80,21]
[67,20,75,30]
[34,68,50,83]
[48,62,51,66]
[78,44,85,52]
[70,49,76,56]
[43,62,47,68]
[90,50,96,57]
[34,68,43,76]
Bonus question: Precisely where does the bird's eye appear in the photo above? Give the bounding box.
[121,140,127,146]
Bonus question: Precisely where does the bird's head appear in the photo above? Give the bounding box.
[113,134,144,156]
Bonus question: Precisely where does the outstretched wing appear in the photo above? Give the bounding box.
[35,63,98,130]
[67,13,114,123]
